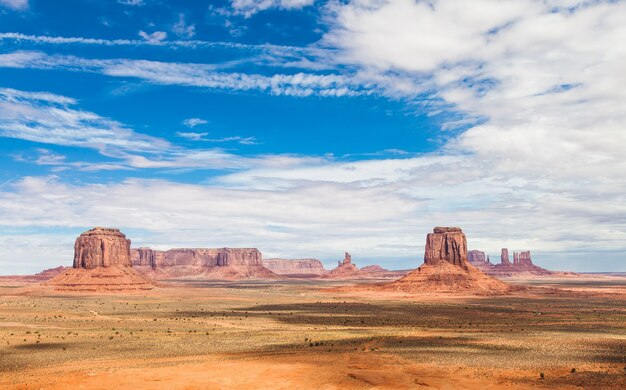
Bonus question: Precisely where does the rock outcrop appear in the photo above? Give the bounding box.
[130,247,276,279]
[424,227,468,267]
[262,258,327,276]
[501,248,510,265]
[386,227,509,294]
[467,250,487,263]
[515,251,532,266]
[73,228,131,269]
[470,248,552,276]
[49,228,154,292]
[327,252,362,278]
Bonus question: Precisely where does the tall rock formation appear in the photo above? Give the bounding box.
[516,251,533,266]
[262,258,327,276]
[73,228,131,269]
[424,227,468,267]
[49,228,154,291]
[387,227,509,294]
[327,251,361,278]
[501,248,510,265]
[130,247,276,279]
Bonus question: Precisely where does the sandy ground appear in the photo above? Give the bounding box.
[1,277,625,389]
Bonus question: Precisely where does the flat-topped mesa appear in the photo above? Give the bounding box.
[468,250,486,263]
[129,247,275,279]
[500,248,510,265]
[262,258,327,276]
[73,227,131,269]
[424,226,468,267]
[217,248,262,266]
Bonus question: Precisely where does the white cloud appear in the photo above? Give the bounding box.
[0,88,167,152]
[176,131,208,141]
[231,0,315,17]
[0,0,27,11]
[138,30,167,44]
[183,118,208,128]
[0,50,371,97]
[118,0,144,6]
[177,133,258,144]
[172,13,195,39]
[0,88,261,171]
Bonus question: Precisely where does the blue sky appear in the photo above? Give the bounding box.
[1,0,625,274]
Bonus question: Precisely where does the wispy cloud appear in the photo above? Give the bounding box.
[172,13,195,39]
[138,30,167,44]
[0,51,371,97]
[0,0,27,11]
[0,87,262,171]
[176,131,258,145]
[118,0,144,5]
[231,0,314,17]
[182,118,208,128]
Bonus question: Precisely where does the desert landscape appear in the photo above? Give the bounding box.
[0,227,624,389]
[1,1,625,389]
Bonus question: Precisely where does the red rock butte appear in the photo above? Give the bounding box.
[73,227,131,269]
[387,227,509,294]
[424,227,468,267]
[48,227,154,292]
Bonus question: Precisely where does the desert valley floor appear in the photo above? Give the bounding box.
[1,276,625,389]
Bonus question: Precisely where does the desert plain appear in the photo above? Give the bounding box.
[1,275,625,389]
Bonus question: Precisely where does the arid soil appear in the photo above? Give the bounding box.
[1,277,625,389]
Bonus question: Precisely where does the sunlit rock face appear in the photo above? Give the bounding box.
[73,227,131,269]
[423,227,468,268]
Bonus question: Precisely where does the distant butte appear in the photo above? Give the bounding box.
[262,258,328,277]
[468,248,553,276]
[131,247,277,279]
[326,252,362,278]
[385,227,509,294]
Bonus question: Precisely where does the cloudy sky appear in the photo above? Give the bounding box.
[0,0,625,274]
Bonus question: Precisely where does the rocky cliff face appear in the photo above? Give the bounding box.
[130,247,275,279]
[424,227,468,267]
[262,258,327,275]
[73,227,132,269]
[468,250,486,263]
